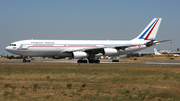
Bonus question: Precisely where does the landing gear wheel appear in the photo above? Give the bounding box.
[77,60,88,63]
[23,59,26,63]
[89,60,95,63]
[83,60,87,63]
[23,59,31,63]
[95,60,100,63]
[88,60,100,63]
[77,60,83,63]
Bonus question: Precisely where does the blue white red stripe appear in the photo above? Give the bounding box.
[139,18,159,40]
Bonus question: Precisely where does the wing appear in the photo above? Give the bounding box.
[61,46,107,53]
[61,44,142,53]
[61,39,172,53]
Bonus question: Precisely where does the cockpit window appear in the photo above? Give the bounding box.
[9,44,16,46]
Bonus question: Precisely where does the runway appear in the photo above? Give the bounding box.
[1,58,180,65]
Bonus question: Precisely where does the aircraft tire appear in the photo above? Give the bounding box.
[95,60,100,63]
[89,60,95,63]
[23,59,26,63]
[83,60,88,63]
[77,60,83,63]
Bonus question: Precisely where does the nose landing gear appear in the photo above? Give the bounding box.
[23,59,31,63]
[23,56,31,63]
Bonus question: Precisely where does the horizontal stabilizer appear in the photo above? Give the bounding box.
[154,39,172,44]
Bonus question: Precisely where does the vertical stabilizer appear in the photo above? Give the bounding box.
[154,48,162,55]
[132,18,162,41]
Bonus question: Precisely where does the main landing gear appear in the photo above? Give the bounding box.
[77,53,100,63]
[89,60,100,63]
[77,60,88,63]
[77,59,100,63]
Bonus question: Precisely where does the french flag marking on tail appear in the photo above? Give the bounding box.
[132,18,162,41]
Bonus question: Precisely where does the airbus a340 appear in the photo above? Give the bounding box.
[5,18,169,63]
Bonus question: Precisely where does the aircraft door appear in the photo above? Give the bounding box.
[22,45,28,49]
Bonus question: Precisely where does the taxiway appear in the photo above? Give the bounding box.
[0,58,180,65]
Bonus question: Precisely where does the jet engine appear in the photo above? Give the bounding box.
[103,48,120,56]
[73,52,89,59]
[53,56,62,59]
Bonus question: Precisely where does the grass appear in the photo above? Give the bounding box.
[0,63,180,100]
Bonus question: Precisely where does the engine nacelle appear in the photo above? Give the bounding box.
[53,56,63,59]
[73,52,89,59]
[54,52,72,59]
[103,48,120,56]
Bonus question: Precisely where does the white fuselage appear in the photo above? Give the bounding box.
[5,39,148,58]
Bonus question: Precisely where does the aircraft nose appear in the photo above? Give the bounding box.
[5,46,12,52]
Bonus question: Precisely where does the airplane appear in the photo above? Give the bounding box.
[5,18,170,63]
[154,48,180,56]
[174,54,180,56]
[154,48,163,55]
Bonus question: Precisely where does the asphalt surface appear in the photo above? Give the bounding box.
[0,59,180,65]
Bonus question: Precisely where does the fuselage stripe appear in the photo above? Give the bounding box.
[139,18,158,39]
[144,18,159,40]
[17,46,99,50]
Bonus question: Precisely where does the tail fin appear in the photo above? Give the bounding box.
[132,18,162,41]
[154,48,162,55]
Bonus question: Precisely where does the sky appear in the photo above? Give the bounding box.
[1,0,180,56]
